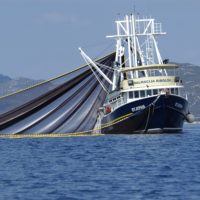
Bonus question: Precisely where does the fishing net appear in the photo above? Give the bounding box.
[0,52,115,135]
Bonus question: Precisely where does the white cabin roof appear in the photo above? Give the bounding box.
[120,64,179,73]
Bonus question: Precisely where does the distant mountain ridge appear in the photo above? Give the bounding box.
[0,76,43,97]
[0,62,200,120]
[177,63,200,121]
[0,74,11,84]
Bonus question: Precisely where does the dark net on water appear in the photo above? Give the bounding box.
[0,52,115,135]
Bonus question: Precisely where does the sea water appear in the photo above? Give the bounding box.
[0,124,200,200]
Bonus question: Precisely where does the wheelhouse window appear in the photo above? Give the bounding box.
[153,89,158,95]
[140,90,145,98]
[159,89,163,94]
[129,91,133,99]
[175,88,178,95]
[128,89,170,99]
[128,80,134,86]
[134,91,139,98]
[147,90,152,96]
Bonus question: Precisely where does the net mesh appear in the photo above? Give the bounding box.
[0,52,115,135]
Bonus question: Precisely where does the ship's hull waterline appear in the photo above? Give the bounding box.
[100,95,188,134]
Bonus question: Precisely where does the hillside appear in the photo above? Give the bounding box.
[0,74,11,84]
[177,63,200,120]
[0,77,43,97]
[0,63,200,119]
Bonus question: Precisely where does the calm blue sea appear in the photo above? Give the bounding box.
[0,124,200,200]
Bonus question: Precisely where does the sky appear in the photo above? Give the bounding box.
[0,0,199,80]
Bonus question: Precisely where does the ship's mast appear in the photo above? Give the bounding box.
[107,14,167,88]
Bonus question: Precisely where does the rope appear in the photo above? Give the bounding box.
[90,66,109,93]
[144,104,155,133]
[96,63,114,71]
[0,133,104,139]
[82,57,109,93]
[0,52,115,100]
[144,95,160,133]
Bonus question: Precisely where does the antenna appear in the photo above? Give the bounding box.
[117,13,120,20]
[133,0,136,14]
[132,0,140,17]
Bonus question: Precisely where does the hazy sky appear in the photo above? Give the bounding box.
[0,0,199,79]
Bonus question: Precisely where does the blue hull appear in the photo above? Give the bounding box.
[101,95,188,134]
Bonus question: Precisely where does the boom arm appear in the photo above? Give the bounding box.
[79,48,113,85]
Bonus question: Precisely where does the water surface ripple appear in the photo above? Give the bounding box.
[0,124,200,200]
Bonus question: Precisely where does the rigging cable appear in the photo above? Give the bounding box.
[81,56,109,93]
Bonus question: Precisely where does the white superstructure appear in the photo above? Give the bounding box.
[80,14,183,112]
[106,14,167,89]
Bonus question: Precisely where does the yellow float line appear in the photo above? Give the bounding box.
[101,113,133,126]
[1,133,104,139]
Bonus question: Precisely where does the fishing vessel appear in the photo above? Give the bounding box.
[0,13,195,136]
[80,13,194,134]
